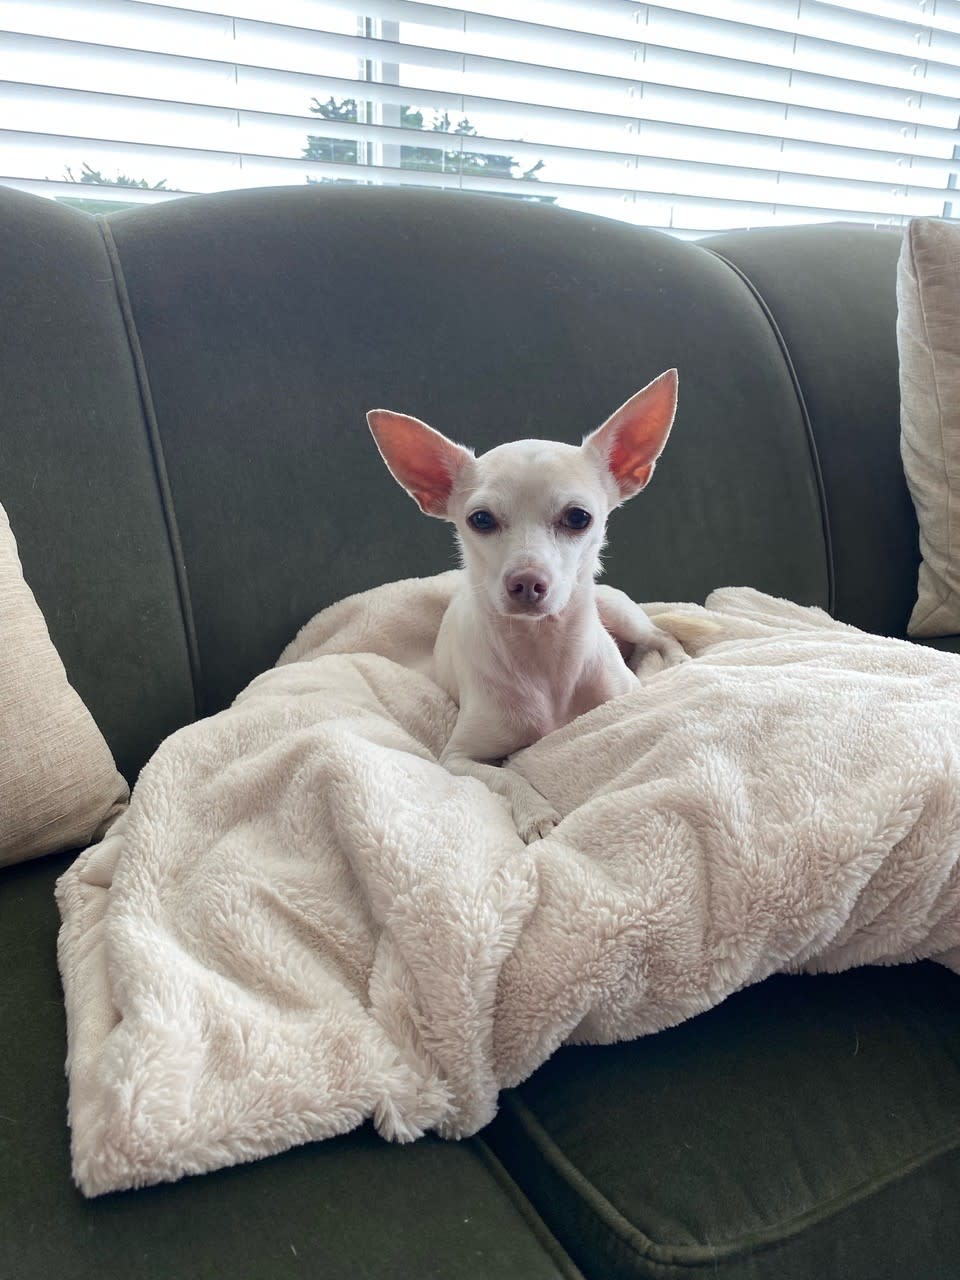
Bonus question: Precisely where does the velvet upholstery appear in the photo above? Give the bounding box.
[0,188,196,781]
[2,182,957,1279]
[106,187,828,718]
[486,964,960,1279]
[0,849,582,1280]
[703,224,917,638]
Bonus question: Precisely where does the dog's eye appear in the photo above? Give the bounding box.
[562,507,592,532]
[468,509,498,533]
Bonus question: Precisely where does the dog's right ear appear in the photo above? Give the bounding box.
[367,410,474,518]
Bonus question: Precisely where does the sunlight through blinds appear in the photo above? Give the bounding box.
[1,0,958,232]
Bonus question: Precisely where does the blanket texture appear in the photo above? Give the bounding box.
[57,575,960,1197]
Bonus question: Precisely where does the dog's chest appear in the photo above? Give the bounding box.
[487,660,628,748]
[435,594,639,756]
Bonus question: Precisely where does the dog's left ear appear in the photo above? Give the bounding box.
[583,369,678,501]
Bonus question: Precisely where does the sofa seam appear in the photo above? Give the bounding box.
[499,1090,960,1272]
[471,1135,588,1280]
[704,247,836,619]
[96,217,203,721]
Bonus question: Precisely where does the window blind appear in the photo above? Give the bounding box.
[1,0,958,233]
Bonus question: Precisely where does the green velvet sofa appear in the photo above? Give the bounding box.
[3,182,959,1280]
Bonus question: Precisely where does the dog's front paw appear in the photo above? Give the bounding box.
[513,797,561,843]
[631,627,688,679]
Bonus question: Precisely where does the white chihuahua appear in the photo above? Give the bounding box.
[367,368,686,842]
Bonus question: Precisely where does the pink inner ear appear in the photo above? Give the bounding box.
[613,458,655,491]
[367,410,470,516]
[587,369,678,499]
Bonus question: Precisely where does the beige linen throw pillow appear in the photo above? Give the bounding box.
[897,216,960,638]
[0,502,128,865]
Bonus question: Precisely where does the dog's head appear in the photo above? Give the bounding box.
[367,369,677,619]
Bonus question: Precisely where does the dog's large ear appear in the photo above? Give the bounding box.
[582,369,678,501]
[367,410,474,518]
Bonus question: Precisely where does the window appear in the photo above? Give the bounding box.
[1,0,958,233]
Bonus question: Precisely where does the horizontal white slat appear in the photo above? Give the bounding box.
[344,0,960,44]
[618,0,960,46]
[784,0,960,39]
[0,173,178,202]
[129,0,960,66]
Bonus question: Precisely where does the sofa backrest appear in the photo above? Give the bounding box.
[0,188,196,781]
[703,224,918,637]
[0,184,917,780]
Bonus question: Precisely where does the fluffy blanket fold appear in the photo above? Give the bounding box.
[56,574,960,1197]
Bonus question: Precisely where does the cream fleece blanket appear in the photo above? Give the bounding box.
[56,573,960,1197]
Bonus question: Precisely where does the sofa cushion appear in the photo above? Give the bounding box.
[0,850,582,1280]
[921,633,960,656]
[0,503,127,865]
[0,186,197,781]
[486,963,960,1279]
[703,224,914,639]
[106,185,829,718]
[897,217,960,638]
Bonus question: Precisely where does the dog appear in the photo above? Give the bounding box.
[368,368,688,842]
